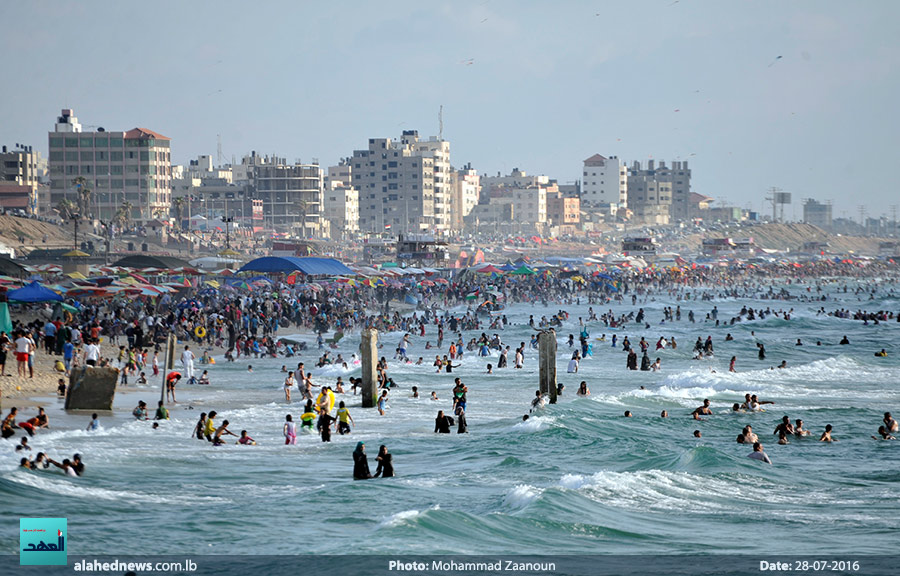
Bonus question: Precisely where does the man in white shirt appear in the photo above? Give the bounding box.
[181,345,195,380]
[14,333,31,377]
[83,339,101,367]
[747,442,772,464]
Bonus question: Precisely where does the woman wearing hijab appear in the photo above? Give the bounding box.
[352,441,372,479]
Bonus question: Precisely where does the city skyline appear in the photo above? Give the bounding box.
[2,0,898,219]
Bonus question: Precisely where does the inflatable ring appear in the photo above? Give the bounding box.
[195,326,207,339]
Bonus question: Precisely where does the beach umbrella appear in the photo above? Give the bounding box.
[7,281,63,302]
[0,302,11,334]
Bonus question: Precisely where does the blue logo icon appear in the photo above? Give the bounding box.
[20,518,67,566]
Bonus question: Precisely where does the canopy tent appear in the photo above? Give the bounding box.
[113,255,193,270]
[509,265,536,275]
[7,281,63,302]
[238,257,354,276]
[476,265,504,274]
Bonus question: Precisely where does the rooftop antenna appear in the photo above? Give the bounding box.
[438,105,443,141]
[217,134,223,165]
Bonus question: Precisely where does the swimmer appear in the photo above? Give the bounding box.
[434,410,453,433]
[155,400,169,420]
[794,419,810,436]
[411,386,419,399]
[774,415,794,437]
[742,425,758,443]
[530,390,545,412]
[819,424,837,442]
[884,412,899,433]
[377,390,388,416]
[692,399,712,420]
[875,349,888,357]
[624,411,633,418]
[576,381,590,397]
[213,419,238,445]
[336,401,354,435]
[86,413,100,431]
[693,430,701,438]
[283,414,297,445]
[872,426,896,440]
[660,410,668,418]
[237,430,257,445]
[747,442,772,464]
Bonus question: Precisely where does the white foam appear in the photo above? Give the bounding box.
[503,484,542,509]
[379,505,440,527]
[5,471,230,505]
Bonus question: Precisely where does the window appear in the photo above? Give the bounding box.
[79,136,93,147]
[109,138,123,147]
[140,151,150,161]
[50,137,63,148]
[110,166,123,175]
[49,151,63,161]
[80,151,93,161]
[111,179,123,188]
[65,137,78,147]
[94,137,108,147]
[81,165,92,174]
[65,151,78,161]
[111,151,123,161]
[66,165,78,175]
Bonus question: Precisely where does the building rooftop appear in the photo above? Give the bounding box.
[124,128,170,141]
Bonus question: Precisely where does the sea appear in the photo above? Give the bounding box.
[2,278,899,560]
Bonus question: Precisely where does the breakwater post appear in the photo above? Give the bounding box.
[538,329,558,404]
[360,328,378,408]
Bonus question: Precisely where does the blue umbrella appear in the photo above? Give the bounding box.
[7,281,63,303]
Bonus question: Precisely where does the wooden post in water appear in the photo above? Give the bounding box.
[538,329,558,404]
[159,333,177,405]
[360,328,379,408]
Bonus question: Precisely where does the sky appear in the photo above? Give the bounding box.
[1,0,898,220]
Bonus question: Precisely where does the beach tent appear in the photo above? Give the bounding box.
[239,257,354,276]
[0,302,11,334]
[7,281,63,302]
[476,265,504,274]
[113,255,193,270]
[509,265,536,275]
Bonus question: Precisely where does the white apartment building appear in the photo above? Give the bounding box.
[48,109,172,223]
[351,130,451,235]
[449,164,480,232]
[322,185,359,239]
[582,154,626,210]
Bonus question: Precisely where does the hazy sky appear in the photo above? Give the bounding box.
[2,0,898,219]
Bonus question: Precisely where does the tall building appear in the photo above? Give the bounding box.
[803,199,833,230]
[623,159,692,224]
[581,154,626,210]
[48,109,172,223]
[0,144,44,214]
[626,160,672,225]
[546,190,580,233]
[449,164,480,232]
[350,130,451,235]
[252,158,324,235]
[322,186,359,240]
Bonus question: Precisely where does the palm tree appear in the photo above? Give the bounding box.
[72,176,92,219]
[55,198,78,221]
[172,196,186,230]
[115,201,133,230]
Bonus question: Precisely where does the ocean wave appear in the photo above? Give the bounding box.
[3,471,230,505]
[503,484,542,509]
[379,505,440,528]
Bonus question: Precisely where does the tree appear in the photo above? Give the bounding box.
[172,196,186,230]
[115,201,133,230]
[72,176,92,219]
[55,198,78,221]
